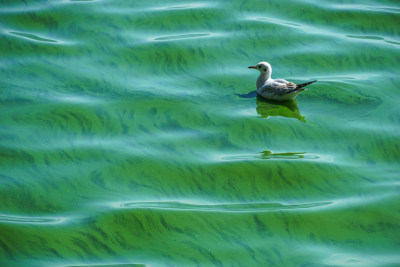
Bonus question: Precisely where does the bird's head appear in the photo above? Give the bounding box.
[248,61,272,78]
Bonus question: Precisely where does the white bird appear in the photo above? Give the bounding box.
[249,61,317,101]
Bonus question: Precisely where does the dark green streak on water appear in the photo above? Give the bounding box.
[1,0,400,266]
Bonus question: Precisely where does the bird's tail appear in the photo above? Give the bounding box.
[286,80,317,95]
[296,80,317,89]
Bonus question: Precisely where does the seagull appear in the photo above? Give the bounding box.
[249,61,317,101]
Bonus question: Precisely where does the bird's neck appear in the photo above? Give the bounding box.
[257,73,270,89]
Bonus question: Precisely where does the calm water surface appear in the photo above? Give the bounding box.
[1,0,400,266]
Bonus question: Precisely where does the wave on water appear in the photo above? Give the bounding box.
[0,214,67,224]
[116,200,332,213]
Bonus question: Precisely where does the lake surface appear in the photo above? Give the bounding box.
[1,0,400,266]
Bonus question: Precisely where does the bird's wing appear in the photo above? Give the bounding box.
[273,79,289,83]
[269,79,297,95]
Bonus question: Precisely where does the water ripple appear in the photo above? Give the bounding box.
[324,253,400,267]
[116,200,332,213]
[95,2,216,14]
[63,0,97,3]
[346,34,400,46]
[112,191,398,214]
[0,214,66,225]
[243,15,400,48]
[215,151,329,162]
[64,264,146,267]
[304,243,400,267]
[7,31,65,44]
[48,94,104,105]
[254,17,301,28]
[152,33,213,42]
[153,3,211,11]
[330,4,400,14]
[0,3,55,13]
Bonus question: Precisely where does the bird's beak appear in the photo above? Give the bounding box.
[248,66,256,69]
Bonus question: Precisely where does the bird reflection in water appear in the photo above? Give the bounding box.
[256,95,306,122]
[257,151,319,160]
[237,90,306,122]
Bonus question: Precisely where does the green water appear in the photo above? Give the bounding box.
[1,0,400,266]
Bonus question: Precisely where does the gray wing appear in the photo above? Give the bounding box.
[273,79,289,83]
[269,79,297,95]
